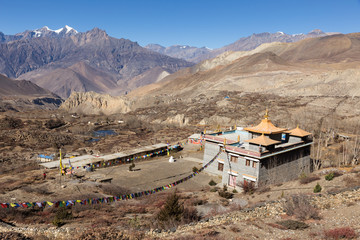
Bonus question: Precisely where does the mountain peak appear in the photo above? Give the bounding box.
[54,25,78,34]
[85,27,108,38]
[30,25,78,38]
[308,29,325,35]
[63,25,78,33]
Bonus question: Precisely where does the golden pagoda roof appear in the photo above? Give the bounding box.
[245,134,281,146]
[285,126,311,137]
[244,109,287,134]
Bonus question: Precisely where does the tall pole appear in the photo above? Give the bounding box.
[60,148,63,175]
[59,148,62,187]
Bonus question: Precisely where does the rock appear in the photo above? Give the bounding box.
[154,229,162,233]
[60,91,133,115]
[164,114,190,126]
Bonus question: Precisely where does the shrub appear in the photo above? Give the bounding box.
[192,167,199,173]
[157,191,183,222]
[192,199,207,206]
[314,183,322,193]
[275,220,309,230]
[283,194,320,220]
[218,190,233,199]
[0,232,32,240]
[343,175,360,187]
[325,172,334,181]
[45,119,65,129]
[299,172,307,179]
[299,175,320,184]
[232,189,238,193]
[208,179,217,186]
[239,181,256,194]
[332,171,343,178]
[324,227,357,239]
[52,207,73,227]
[0,117,24,129]
[210,188,217,192]
[182,207,200,223]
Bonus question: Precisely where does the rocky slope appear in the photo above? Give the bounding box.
[0,27,194,98]
[59,91,132,115]
[145,44,212,63]
[60,33,360,133]
[131,33,360,98]
[0,74,63,111]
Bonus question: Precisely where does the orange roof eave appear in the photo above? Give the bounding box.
[244,128,285,134]
[285,127,312,137]
[244,119,287,134]
[245,135,281,146]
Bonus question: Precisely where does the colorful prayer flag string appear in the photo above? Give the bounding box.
[1,143,217,209]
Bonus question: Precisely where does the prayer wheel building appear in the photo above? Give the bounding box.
[202,110,313,187]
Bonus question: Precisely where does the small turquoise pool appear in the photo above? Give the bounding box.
[92,130,117,137]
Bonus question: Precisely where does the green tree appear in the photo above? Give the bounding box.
[313,183,322,193]
[157,191,184,222]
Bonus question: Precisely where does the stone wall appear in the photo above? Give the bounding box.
[203,141,259,187]
[258,146,311,185]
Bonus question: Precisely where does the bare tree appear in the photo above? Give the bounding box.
[311,133,322,171]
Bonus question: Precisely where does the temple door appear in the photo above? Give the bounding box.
[229,175,237,187]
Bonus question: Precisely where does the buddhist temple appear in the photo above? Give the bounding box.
[244,109,287,135]
[202,110,313,187]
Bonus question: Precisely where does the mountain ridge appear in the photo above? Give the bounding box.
[0,27,194,98]
[145,29,337,63]
[0,74,63,111]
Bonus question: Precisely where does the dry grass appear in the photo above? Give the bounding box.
[283,194,320,220]
[343,173,360,187]
[275,220,309,230]
[99,184,130,196]
[299,175,320,185]
[75,227,144,240]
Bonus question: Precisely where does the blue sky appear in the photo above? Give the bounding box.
[1,0,359,49]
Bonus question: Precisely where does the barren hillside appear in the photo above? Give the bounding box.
[130,33,360,99]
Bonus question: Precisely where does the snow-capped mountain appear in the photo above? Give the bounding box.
[33,25,78,37]
[28,25,78,38]
[0,25,79,41]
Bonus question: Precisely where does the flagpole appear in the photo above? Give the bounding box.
[59,148,62,187]
[60,148,63,175]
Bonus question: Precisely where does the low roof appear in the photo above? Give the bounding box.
[245,134,281,146]
[188,133,201,139]
[285,126,311,137]
[244,118,287,134]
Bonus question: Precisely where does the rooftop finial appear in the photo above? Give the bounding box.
[264,109,269,119]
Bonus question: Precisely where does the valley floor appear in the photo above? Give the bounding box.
[1,143,360,239]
